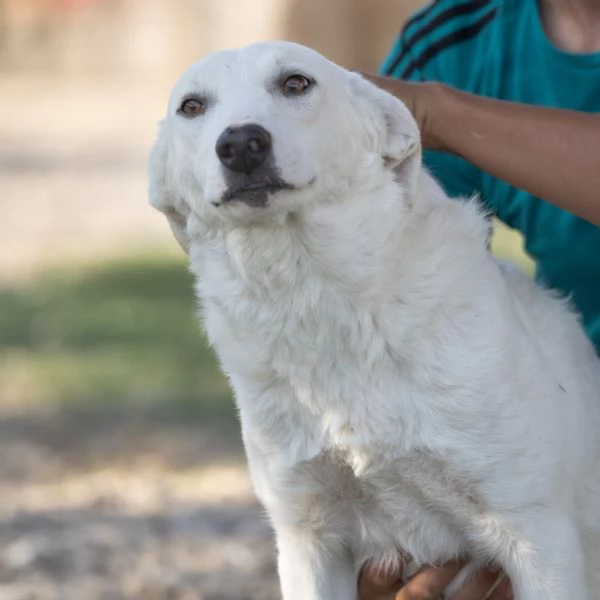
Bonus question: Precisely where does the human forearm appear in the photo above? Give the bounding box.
[430,84,600,225]
[364,74,600,226]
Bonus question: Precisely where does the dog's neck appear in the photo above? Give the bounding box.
[189,169,490,311]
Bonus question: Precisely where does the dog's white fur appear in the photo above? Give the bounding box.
[149,41,600,599]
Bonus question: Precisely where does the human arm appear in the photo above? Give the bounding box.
[363,75,600,226]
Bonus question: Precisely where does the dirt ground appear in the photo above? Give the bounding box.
[0,409,279,600]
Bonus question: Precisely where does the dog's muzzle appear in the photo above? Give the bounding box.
[216,124,272,175]
[214,123,292,208]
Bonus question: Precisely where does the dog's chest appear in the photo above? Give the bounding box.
[194,235,482,564]
[198,235,399,426]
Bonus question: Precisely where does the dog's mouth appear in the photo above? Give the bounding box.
[221,180,294,208]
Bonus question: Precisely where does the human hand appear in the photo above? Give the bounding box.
[357,559,512,600]
[360,73,445,151]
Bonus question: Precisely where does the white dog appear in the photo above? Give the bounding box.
[148,41,600,600]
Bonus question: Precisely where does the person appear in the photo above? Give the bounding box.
[357,0,600,598]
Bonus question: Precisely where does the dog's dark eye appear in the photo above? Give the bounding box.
[179,98,206,116]
[282,75,313,95]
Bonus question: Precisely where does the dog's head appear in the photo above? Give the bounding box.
[149,41,421,251]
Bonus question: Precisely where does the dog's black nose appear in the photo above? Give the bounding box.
[215,124,272,174]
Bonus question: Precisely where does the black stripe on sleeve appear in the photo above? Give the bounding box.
[385,0,492,76]
[400,8,497,79]
[382,1,441,76]
[403,1,442,36]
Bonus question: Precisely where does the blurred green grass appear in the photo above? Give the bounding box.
[0,253,234,423]
[0,222,531,422]
[491,220,535,275]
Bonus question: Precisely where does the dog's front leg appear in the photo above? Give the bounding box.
[481,509,588,600]
[275,525,357,600]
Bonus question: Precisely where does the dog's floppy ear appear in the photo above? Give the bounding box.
[148,121,191,255]
[349,72,421,170]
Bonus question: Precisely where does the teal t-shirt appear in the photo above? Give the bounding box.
[380,0,600,354]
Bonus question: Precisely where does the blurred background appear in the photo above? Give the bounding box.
[0,1,532,598]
